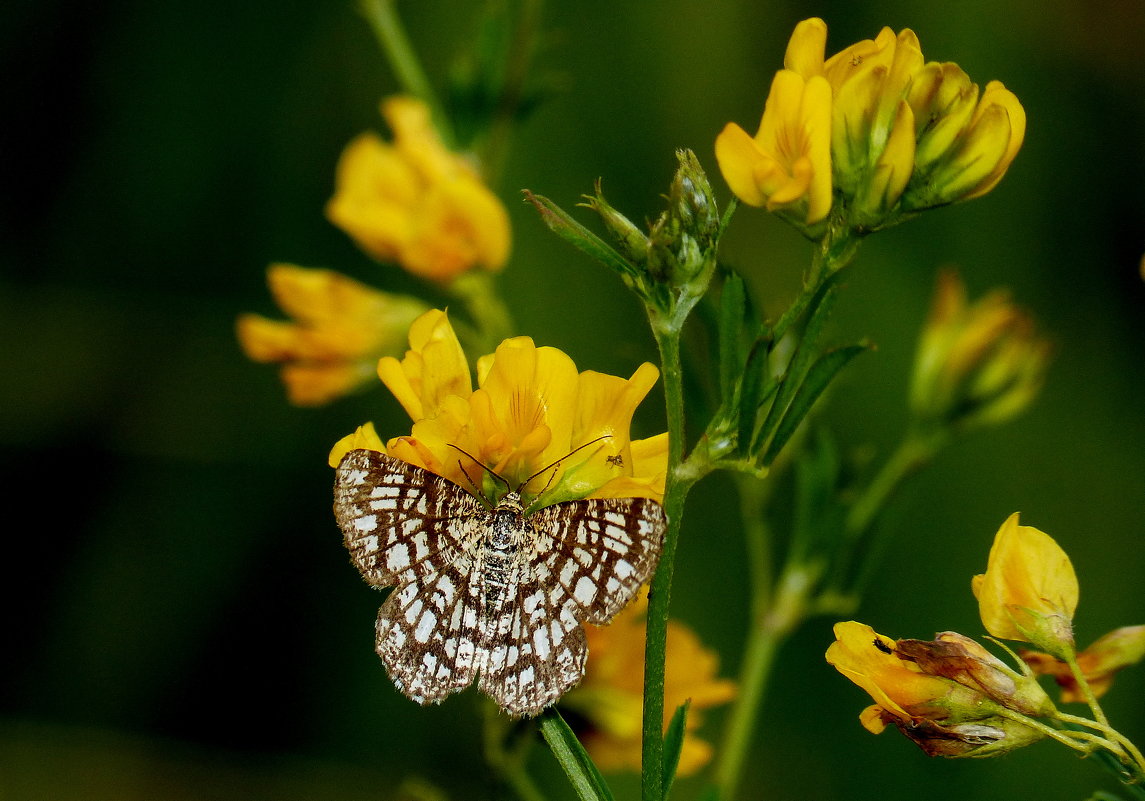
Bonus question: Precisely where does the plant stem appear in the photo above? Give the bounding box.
[641,323,690,801]
[447,271,516,353]
[359,0,455,145]
[479,0,543,184]
[842,429,944,595]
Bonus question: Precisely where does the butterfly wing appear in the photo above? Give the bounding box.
[529,496,666,625]
[334,449,487,704]
[334,449,485,588]
[477,496,665,717]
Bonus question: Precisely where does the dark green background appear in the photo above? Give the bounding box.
[3,0,1143,799]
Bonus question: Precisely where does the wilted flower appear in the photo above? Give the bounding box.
[1023,625,1145,703]
[560,589,736,775]
[972,513,1079,659]
[329,309,666,506]
[326,96,510,282]
[910,269,1049,433]
[827,621,1046,757]
[237,264,427,405]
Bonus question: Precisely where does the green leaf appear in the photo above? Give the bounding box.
[661,700,691,800]
[752,279,839,455]
[522,191,640,283]
[717,274,747,405]
[538,708,616,801]
[763,342,869,465]
[737,334,773,454]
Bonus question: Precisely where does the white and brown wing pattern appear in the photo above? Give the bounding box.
[333,448,667,717]
[476,497,665,716]
[334,450,487,704]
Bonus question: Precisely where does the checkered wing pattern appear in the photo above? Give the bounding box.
[476,497,665,716]
[333,449,667,717]
[335,450,487,704]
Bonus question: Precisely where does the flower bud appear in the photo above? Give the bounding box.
[910,269,1050,434]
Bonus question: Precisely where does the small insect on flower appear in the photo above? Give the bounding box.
[333,443,666,717]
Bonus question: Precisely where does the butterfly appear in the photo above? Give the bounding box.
[333,448,665,717]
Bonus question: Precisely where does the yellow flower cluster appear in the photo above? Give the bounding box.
[910,270,1050,433]
[330,309,667,506]
[560,588,737,776]
[829,513,1145,754]
[717,19,1026,232]
[326,96,511,282]
[236,264,427,405]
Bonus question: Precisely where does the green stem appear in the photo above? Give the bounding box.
[359,0,455,145]
[641,323,690,801]
[841,428,945,595]
[713,561,816,800]
[478,0,544,184]
[1064,659,1145,782]
[483,703,546,801]
[447,271,516,353]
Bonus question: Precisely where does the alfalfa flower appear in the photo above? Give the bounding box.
[560,588,736,775]
[910,269,1049,434]
[331,309,666,506]
[1023,625,1145,703]
[972,513,1079,659]
[732,18,1025,233]
[325,96,511,282]
[237,264,427,405]
[714,64,833,229]
[827,622,1046,757]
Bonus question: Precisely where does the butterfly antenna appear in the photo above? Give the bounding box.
[446,443,510,491]
[455,460,492,507]
[521,435,613,493]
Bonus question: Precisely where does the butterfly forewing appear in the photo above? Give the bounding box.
[333,448,666,717]
[334,449,485,587]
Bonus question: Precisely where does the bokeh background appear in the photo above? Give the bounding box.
[3,0,1144,799]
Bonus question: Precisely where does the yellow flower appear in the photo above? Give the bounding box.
[784,18,922,225]
[910,269,1050,433]
[1023,625,1145,703]
[905,69,1026,210]
[714,68,832,226]
[334,309,666,506]
[237,264,427,406]
[560,588,736,776]
[325,96,511,282]
[972,513,1079,658]
[732,18,1026,232]
[827,622,1045,757]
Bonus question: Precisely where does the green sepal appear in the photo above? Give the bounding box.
[763,342,869,466]
[538,707,616,801]
[661,700,691,800]
[523,190,642,288]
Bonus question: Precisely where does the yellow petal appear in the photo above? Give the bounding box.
[328,422,385,467]
[714,123,768,207]
[972,513,1078,649]
[783,17,827,77]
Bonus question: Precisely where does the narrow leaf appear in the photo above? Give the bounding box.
[752,280,839,454]
[661,700,691,800]
[522,190,639,280]
[717,274,747,404]
[538,708,616,801]
[764,343,869,464]
[737,334,772,454]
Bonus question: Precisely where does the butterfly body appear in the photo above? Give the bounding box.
[334,449,665,717]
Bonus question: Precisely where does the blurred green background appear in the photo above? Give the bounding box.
[3,0,1144,799]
